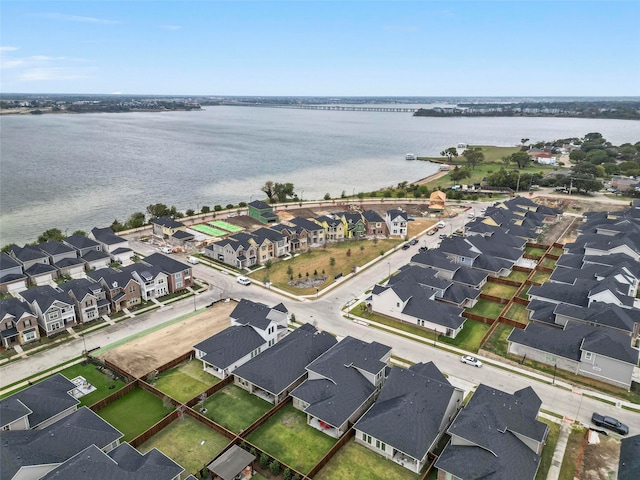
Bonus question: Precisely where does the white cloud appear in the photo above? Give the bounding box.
[1,48,94,83]
[0,46,19,52]
[40,12,120,24]
[160,25,181,31]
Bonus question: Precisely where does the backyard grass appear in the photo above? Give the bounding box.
[541,257,557,269]
[246,403,337,474]
[531,270,551,284]
[535,418,560,480]
[60,362,125,406]
[506,269,530,283]
[524,246,547,258]
[465,299,505,319]
[152,359,219,403]
[138,415,230,479]
[314,438,420,480]
[480,323,513,357]
[248,238,401,295]
[517,285,531,299]
[97,388,172,441]
[439,319,491,353]
[503,302,529,324]
[481,281,519,299]
[558,426,586,480]
[202,384,272,433]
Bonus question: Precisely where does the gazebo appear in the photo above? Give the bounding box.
[207,445,256,480]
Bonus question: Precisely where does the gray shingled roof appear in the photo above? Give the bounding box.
[207,445,256,480]
[1,252,23,271]
[355,363,458,460]
[63,234,100,251]
[410,249,459,272]
[1,407,122,480]
[152,217,185,229]
[618,434,640,480]
[142,253,190,275]
[90,227,127,245]
[18,285,75,312]
[37,241,76,257]
[194,325,265,369]
[435,384,547,480]
[230,298,285,331]
[233,323,337,396]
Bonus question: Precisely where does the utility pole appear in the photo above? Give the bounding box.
[569,177,573,195]
[516,172,521,192]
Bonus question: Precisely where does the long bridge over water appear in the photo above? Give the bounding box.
[220,102,419,113]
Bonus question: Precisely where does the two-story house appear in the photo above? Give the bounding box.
[385,209,408,237]
[314,215,345,242]
[63,234,111,271]
[122,264,169,300]
[248,200,278,224]
[0,298,40,348]
[289,217,326,246]
[58,278,110,323]
[0,252,27,293]
[17,285,77,336]
[38,240,86,279]
[89,227,134,266]
[140,253,192,293]
[9,244,58,286]
[362,210,388,237]
[87,268,141,312]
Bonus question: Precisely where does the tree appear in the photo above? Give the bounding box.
[273,182,295,202]
[110,219,124,232]
[573,175,602,194]
[201,205,211,213]
[37,228,65,243]
[573,162,598,177]
[585,149,610,165]
[125,211,145,229]
[324,193,331,200]
[439,147,458,162]
[72,230,86,236]
[449,166,470,183]
[259,453,269,470]
[329,257,336,268]
[262,180,275,201]
[569,150,586,163]
[146,203,171,219]
[520,138,530,147]
[463,148,484,170]
[501,155,512,168]
[264,260,273,271]
[185,208,195,217]
[510,151,531,169]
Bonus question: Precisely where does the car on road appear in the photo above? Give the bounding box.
[591,413,629,435]
[401,243,411,250]
[187,256,199,264]
[460,355,483,367]
[467,212,475,218]
[480,207,487,212]
[437,221,446,228]
[427,227,438,235]
[439,234,448,239]
[237,276,251,286]
[418,246,428,253]
[160,246,173,254]
[410,239,418,245]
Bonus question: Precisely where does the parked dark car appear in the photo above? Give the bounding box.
[410,239,418,245]
[418,246,428,253]
[591,413,629,435]
[402,243,411,250]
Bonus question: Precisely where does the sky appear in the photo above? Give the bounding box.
[1,1,639,96]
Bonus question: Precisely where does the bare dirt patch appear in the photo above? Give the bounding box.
[100,301,236,378]
[581,432,620,480]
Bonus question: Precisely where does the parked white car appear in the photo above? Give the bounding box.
[460,355,483,367]
[187,256,199,265]
[237,276,251,286]
[437,221,446,228]
[160,246,172,254]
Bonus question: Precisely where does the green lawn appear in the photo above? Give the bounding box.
[314,438,420,480]
[558,427,586,480]
[541,257,557,269]
[518,285,531,299]
[138,415,230,480]
[535,419,560,480]
[506,269,530,283]
[246,404,337,474]
[61,362,125,406]
[97,388,172,441]
[531,270,551,284]
[439,319,491,353]
[153,359,219,403]
[465,299,504,319]
[480,323,513,357]
[481,282,519,299]
[503,302,529,324]
[248,238,401,295]
[202,384,272,433]
[524,246,547,258]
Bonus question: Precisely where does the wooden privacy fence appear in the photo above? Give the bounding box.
[130,409,180,448]
[462,311,496,325]
[497,316,527,329]
[186,375,233,408]
[142,350,193,379]
[479,293,509,304]
[487,276,522,287]
[185,406,236,440]
[305,428,355,478]
[239,396,292,438]
[512,296,529,306]
[525,242,550,250]
[89,380,138,411]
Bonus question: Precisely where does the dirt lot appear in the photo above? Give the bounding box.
[100,300,236,378]
[581,431,620,480]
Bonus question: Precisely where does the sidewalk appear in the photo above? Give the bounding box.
[546,419,572,480]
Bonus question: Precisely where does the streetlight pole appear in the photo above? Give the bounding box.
[387,262,391,281]
[81,334,87,355]
[193,292,197,311]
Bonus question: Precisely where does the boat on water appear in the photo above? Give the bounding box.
[405,153,416,160]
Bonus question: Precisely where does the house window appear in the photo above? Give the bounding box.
[48,311,59,320]
[85,300,92,307]
[396,302,400,308]
[363,434,372,444]
[584,352,592,361]
[376,440,386,451]
[23,329,37,341]
[48,321,62,332]
[129,285,136,293]
[5,321,12,329]
[24,320,31,327]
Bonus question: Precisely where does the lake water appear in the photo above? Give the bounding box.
[1,106,639,245]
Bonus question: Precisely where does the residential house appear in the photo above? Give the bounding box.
[248,200,278,224]
[64,234,111,270]
[194,299,289,379]
[233,323,337,404]
[290,336,392,438]
[141,253,193,293]
[204,233,258,269]
[253,227,289,260]
[314,215,345,242]
[0,252,27,293]
[89,227,134,265]
[122,264,169,300]
[618,434,640,480]
[385,210,408,237]
[355,362,463,474]
[1,407,122,480]
[611,175,638,192]
[289,216,326,246]
[38,240,86,279]
[0,374,79,431]
[271,223,309,253]
[40,443,184,480]
[58,278,110,323]
[0,298,40,348]
[87,268,141,313]
[9,244,58,286]
[368,269,467,338]
[151,216,187,238]
[17,286,77,336]
[362,210,387,237]
[340,212,367,239]
[528,278,635,310]
[435,384,549,480]
[508,321,639,390]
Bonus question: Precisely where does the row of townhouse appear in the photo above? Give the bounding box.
[193,298,548,478]
[0,252,192,347]
[204,207,409,269]
[508,204,640,390]
[0,374,184,480]
[0,227,135,293]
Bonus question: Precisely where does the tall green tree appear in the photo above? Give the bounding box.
[440,147,458,162]
[37,228,65,243]
[510,151,531,169]
[463,148,484,170]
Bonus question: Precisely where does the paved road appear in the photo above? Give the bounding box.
[3,199,639,433]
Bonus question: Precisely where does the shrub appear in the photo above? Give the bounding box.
[283,468,292,480]
[214,205,222,212]
[260,453,269,469]
[270,460,281,476]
